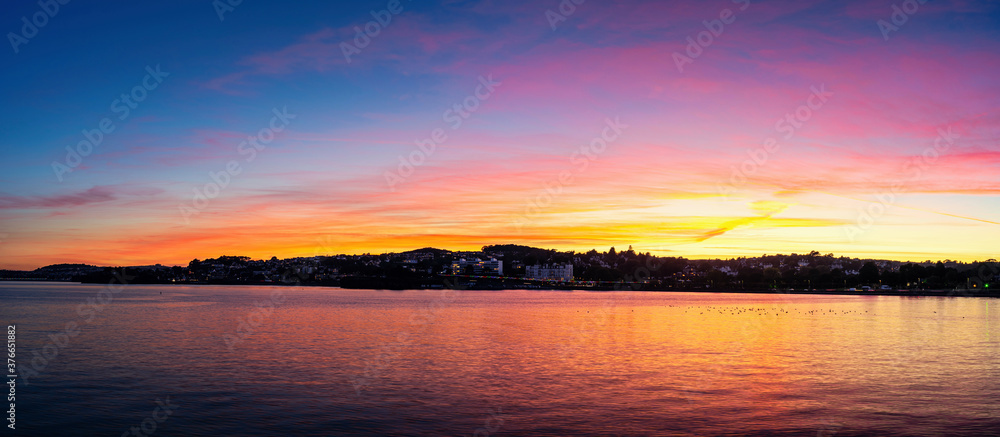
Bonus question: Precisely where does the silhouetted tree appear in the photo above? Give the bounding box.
[763,267,781,288]
[859,262,879,284]
[706,269,730,288]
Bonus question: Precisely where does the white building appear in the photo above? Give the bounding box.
[451,258,503,276]
[525,264,573,281]
[718,266,738,277]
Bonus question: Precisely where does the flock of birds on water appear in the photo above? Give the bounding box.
[653,305,968,319]
[664,304,873,317]
[580,305,972,318]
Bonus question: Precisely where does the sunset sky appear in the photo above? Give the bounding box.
[1,0,998,270]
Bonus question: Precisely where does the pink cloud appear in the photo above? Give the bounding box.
[0,186,164,210]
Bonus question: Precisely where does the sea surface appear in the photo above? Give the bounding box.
[1,282,998,436]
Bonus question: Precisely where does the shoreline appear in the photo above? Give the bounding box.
[2,279,996,298]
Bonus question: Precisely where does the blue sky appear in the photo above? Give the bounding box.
[1,0,999,269]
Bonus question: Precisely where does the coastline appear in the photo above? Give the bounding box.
[3,278,997,298]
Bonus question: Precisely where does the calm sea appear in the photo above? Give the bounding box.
[1,282,998,436]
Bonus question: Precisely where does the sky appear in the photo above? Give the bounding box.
[0,0,998,270]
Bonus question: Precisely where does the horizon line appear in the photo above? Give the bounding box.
[6,245,998,271]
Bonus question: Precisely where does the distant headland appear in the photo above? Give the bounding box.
[1,245,997,297]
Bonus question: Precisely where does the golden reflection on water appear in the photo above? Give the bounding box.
[2,284,997,435]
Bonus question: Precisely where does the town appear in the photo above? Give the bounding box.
[2,245,997,296]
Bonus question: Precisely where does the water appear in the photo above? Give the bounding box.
[1,282,998,436]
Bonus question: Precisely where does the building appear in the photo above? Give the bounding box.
[525,263,573,281]
[451,258,503,276]
[718,266,738,277]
